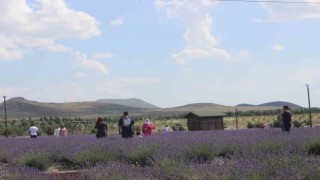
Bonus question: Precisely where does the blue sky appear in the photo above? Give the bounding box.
[1,0,320,108]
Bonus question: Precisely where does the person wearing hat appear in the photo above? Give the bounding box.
[142,118,156,136]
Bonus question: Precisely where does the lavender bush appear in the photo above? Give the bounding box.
[1,128,320,179]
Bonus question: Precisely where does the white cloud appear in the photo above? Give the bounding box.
[0,0,100,60]
[91,53,114,60]
[73,51,109,74]
[253,18,262,23]
[178,67,193,74]
[273,44,285,51]
[27,82,88,102]
[96,77,160,97]
[75,72,87,78]
[287,66,320,84]
[260,1,320,22]
[208,81,256,92]
[155,0,231,64]
[110,17,124,26]
[0,86,27,97]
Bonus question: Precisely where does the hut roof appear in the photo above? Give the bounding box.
[184,111,226,118]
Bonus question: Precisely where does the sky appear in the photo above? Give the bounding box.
[1,0,320,108]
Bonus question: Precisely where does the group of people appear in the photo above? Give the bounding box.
[95,111,170,138]
[278,105,292,132]
[29,111,164,139]
[53,125,68,137]
[29,124,68,138]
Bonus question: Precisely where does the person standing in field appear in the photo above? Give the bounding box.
[29,124,39,138]
[118,111,135,138]
[95,117,107,138]
[142,118,156,136]
[163,124,170,132]
[277,109,285,132]
[282,106,292,132]
[59,125,68,137]
[54,125,60,137]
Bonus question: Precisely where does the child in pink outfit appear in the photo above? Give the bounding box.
[142,118,155,136]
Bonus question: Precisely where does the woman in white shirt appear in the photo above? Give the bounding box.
[29,124,39,138]
[54,125,60,137]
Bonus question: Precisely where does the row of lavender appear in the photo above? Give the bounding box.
[1,128,320,179]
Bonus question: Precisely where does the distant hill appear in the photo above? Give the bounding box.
[96,98,160,109]
[147,102,288,117]
[237,103,255,106]
[0,97,306,119]
[0,97,158,118]
[237,101,303,109]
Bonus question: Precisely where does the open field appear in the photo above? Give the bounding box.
[1,128,320,179]
[1,113,320,136]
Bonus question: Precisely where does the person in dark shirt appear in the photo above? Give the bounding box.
[282,106,292,132]
[95,117,107,138]
[118,111,135,138]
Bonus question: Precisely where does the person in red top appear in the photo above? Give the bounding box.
[142,118,155,136]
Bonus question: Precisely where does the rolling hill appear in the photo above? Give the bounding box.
[0,97,158,118]
[96,98,159,109]
[237,101,302,109]
[0,97,305,119]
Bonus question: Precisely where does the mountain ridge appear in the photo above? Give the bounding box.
[237,101,302,109]
[0,97,305,118]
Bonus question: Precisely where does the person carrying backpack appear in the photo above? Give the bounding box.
[118,111,135,138]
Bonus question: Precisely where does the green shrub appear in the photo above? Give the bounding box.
[155,159,191,179]
[45,126,54,135]
[128,145,158,166]
[253,141,283,154]
[135,124,141,132]
[185,143,217,162]
[19,152,53,171]
[217,144,238,157]
[73,148,119,168]
[307,138,320,155]
[247,122,264,129]
[292,120,302,128]
[272,120,280,127]
[0,150,8,163]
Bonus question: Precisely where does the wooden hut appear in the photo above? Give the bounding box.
[184,111,225,131]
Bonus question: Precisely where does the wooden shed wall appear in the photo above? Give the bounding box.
[187,115,224,131]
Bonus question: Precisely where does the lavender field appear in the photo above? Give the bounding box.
[1,128,320,179]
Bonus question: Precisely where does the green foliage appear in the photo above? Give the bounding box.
[253,141,283,154]
[128,145,158,166]
[2,129,12,136]
[171,123,186,131]
[306,138,320,155]
[0,150,8,163]
[155,159,191,179]
[185,143,217,162]
[45,126,54,135]
[272,120,280,128]
[225,108,320,117]
[72,148,120,168]
[247,122,264,129]
[217,144,238,157]
[91,129,97,134]
[19,152,53,171]
[135,124,141,132]
[292,120,302,128]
